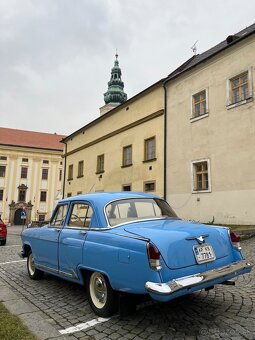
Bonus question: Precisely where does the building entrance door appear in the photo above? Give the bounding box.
[14,208,23,225]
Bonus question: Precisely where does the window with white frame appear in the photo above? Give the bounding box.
[227,70,252,106]
[192,89,208,118]
[192,160,211,192]
[229,71,250,104]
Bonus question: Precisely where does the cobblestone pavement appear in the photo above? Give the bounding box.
[0,226,254,340]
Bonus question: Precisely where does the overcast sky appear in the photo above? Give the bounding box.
[0,0,255,136]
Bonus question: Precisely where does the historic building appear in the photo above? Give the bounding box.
[0,127,64,224]
[62,54,165,197]
[164,23,255,224]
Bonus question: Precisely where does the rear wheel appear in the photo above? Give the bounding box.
[27,250,44,280]
[86,271,117,317]
[0,239,6,246]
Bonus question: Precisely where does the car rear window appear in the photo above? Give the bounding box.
[105,198,177,226]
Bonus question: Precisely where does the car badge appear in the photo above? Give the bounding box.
[196,236,205,244]
[186,234,208,244]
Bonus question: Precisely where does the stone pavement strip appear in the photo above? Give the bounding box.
[0,278,73,340]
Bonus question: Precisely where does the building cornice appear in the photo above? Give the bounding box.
[63,109,164,157]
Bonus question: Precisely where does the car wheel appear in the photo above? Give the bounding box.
[1,240,6,245]
[27,250,44,280]
[87,271,117,317]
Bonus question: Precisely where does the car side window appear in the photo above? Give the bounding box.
[68,203,93,228]
[51,204,68,227]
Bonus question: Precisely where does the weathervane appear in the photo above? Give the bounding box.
[191,40,198,55]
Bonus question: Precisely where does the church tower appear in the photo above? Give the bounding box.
[100,52,127,115]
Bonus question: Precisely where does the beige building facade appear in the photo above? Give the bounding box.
[165,25,255,225]
[62,82,165,198]
[0,128,64,224]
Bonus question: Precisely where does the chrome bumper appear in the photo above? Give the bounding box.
[145,260,253,296]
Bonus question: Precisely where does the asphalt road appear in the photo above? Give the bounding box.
[0,226,254,340]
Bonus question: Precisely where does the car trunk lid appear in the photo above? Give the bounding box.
[123,219,230,269]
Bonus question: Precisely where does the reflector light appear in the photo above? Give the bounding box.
[148,243,160,260]
[147,243,161,271]
[230,231,240,243]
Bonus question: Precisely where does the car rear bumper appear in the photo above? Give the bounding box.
[145,260,253,297]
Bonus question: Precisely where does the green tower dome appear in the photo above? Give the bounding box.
[104,52,127,105]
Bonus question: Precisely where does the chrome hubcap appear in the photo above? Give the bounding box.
[28,254,35,275]
[90,272,107,309]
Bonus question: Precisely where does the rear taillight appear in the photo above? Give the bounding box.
[229,230,241,250]
[147,242,162,271]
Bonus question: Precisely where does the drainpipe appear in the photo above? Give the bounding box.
[163,81,168,200]
[62,141,67,199]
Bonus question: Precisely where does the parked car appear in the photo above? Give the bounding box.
[20,192,253,316]
[0,216,7,245]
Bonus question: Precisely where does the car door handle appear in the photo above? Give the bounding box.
[54,228,61,232]
[80,230,87,235]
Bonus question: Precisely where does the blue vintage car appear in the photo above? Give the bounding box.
[20,192,252,316]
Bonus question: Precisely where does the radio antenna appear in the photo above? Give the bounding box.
[191,40,198,55]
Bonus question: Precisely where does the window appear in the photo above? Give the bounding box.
[42,168,48,180]
[18,189,26,202]
[105,198,177,226]
[78,161,84,178]
[68,203,93,228]
[77,191,82,195]
[68,164,73,180]
[67,193,72,197]
[230,71,250,104]
[96,154,104,174]
[144,137,156,161]
[40,191,47,202]
[59,169,62,181]
[144,181,156,192]
[21,167,28,179]
[0,156,7,161]
[43,160,49,164]
[22,158,28,162]
[122,145,132,167]
[122,184,131,191]
[192,160,211,192]
[0,166,6,177]
[38,214,45,222]
[192,90,207,118]
[51,204,68,227]
[0,189,3,201]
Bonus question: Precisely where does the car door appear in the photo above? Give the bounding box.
[58,201,94,280]
[35,203,68,272]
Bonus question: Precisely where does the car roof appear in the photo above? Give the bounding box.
[60,192,159,206]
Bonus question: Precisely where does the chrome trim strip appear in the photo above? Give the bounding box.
[36,263,58,274]
[36,263,79,279]
[186,234,209,242]
[145,260,253,296]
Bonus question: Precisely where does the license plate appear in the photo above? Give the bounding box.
[193,244,216,264]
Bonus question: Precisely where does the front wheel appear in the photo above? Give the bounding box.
[86,271,117,317]
[27,250,44,280]
[0,239,6,246]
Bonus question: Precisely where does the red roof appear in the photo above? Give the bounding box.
[0,127,65,151]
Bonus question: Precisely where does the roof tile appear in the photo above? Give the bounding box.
[0,127,65,151]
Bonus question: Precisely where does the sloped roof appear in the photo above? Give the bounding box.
[166,22,255,82]
[0,127,65,151]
